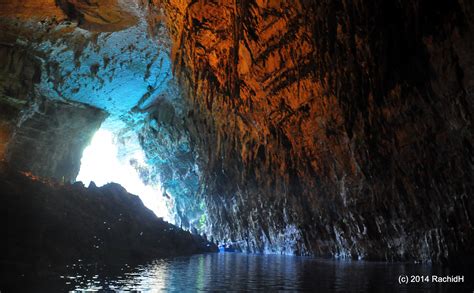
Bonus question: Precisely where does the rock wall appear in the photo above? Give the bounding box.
[0,0,208,226]
[5,98,107,182]
[0,22,108,181]
[0,44,40,159]
[56,0,138,32]
[1,0,473,263]
[137,96,207,229]
[0,0,67,20]
[155,0,474,262]
[0,0,137,32]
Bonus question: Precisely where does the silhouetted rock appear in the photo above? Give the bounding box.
[0,0,473,264]
[0,162,217,270]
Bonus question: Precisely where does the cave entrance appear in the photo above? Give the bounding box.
[76,124,172,222]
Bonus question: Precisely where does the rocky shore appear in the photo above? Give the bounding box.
[0,161,217,272]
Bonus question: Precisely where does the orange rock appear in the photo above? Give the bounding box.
[0,124,11,160]
[58,0,138,32]
[0,0,67,20]
[0,0,137,32]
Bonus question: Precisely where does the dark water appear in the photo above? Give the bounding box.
[2,253,472,292]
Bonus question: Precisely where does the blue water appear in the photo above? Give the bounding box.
[2,253,472,292]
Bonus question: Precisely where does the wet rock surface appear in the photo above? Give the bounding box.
[0,162,217,271]
[0,0,206,226]
[0,0,472,264]
[155,0,474,262]
[5,98,107,182]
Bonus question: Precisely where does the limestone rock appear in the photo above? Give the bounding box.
[0,0,137,32]
[5,98,107,182]
[0,0,67,21]
[156,0,474,262]
[57,0,138,32]
[0,0,473,264]
[0,44,41,160]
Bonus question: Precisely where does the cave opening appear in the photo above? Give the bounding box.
[76,122,172,222]
[1,0,474,291]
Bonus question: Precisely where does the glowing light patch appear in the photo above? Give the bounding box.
[76,129,170,221]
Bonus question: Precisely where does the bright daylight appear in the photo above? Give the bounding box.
[76,128,171,222]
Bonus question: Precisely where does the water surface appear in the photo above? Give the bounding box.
[2,253,472,292]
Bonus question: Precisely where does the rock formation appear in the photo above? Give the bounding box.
[0,43,41,160]
[154,0,474,262]
[0,0,473,263]
[5,99,107,182]
[56,0,138,32]
[0,0,207,228]
[0,161,216,270]
[0,0,137,32]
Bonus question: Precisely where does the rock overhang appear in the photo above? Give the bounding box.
[0,0,207,229]
[0,0,473,263]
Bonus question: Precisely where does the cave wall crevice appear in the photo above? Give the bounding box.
[153,0,474,262]
[0,0,472,263]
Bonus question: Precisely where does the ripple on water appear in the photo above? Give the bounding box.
[3,253,473,292]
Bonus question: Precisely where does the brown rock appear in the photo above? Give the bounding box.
[0,0,66,20]
[0,0,137,32]
[155,0,474,262]
[57,0,138,32]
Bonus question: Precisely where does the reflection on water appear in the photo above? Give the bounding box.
[2,253,472,292]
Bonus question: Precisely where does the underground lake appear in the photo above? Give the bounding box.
[2,253,474,292]
[0,0,473,292]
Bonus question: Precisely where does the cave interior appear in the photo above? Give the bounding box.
[0,0,473,290]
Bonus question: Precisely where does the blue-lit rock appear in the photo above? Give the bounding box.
[0,5,207,231]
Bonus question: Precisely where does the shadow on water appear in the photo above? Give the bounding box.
[1,253,473,292]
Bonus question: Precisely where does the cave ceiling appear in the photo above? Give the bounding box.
[0,0,473,262]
